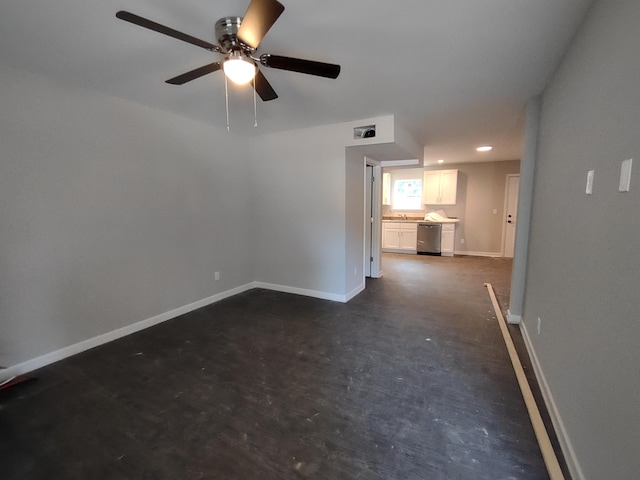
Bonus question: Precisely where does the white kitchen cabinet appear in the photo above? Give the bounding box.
[423,169,458,205]
[382,224,402,249]
[399,225,418,251]
[382,222,417,253]
[441,223,455,256]
[422,171,441,204]
[382,172,391,205]
[439,170,458,204]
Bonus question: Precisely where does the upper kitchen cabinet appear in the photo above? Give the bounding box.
[423,169,458,205]
[382,173,391,205]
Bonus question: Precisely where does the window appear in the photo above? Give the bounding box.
[393,179,422,210]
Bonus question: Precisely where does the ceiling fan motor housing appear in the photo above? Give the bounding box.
[215,16,248,52]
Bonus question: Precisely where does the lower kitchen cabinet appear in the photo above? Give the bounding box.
[441,223,455,256]
[382,222,418,253]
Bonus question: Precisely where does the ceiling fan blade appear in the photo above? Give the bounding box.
[166,62,222,85]
[260,54,341,79]
[116,11,221,52]
[253,69,278,101]
[237,0,285,49]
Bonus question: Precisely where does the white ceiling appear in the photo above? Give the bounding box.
[0,0,593,165]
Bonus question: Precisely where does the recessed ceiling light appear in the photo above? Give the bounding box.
[438,159,444,164]
[476,145,493,152]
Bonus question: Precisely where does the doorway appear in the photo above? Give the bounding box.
[366,165,373,277]
[365,163,382,278]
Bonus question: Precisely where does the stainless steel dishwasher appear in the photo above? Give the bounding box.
[417,223,441,255]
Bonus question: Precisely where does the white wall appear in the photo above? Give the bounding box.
[523,0,640,478]
[0,66,253,367]
[249,123,349,298]
[0,67,411,372]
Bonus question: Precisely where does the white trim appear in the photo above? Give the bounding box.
[253,281,349,303]
[379,159,419,167]
[0,283,255,383]
[485,284,565,480]
[382,248,417,255]
[345,282,366,302]
[453,250,503,257]
[0,281,361,383]
[520,320,586,480]
[368,163,383,278]
[364,162,373,279]
[507,310,522,324]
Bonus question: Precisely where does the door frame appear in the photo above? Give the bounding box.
[365,160,383,278]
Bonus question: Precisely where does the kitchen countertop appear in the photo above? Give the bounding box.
[382,218,422,222]
[382,218,460,224]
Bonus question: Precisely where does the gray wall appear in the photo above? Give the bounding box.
[524,0,640,478]
[344,148,366,296]
[0,66,254,366]
[1,63,373,368]
[250,123,349,297]
[383,160,520,255]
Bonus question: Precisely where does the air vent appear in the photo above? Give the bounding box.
[354,125,376,139]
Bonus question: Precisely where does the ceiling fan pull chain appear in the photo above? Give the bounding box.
[224,74,230,132]
[253,77,258,128]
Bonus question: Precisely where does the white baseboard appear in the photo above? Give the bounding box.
[454,250,503,257]
[0,283,254,383]
[507,310,522,324]
[345,282,366,302]
[0,280,363,383]
[381,249,417,254]
[254,281,350,303]
[520,321,585,480]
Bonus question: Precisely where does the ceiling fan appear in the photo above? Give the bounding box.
[116,0,341,102]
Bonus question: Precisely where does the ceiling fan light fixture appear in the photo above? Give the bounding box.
[223,54,256,85]
[116,0,340,103]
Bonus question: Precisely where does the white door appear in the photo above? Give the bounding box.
[504,175,520,257]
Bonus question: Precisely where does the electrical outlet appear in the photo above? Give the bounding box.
[460,238,465,244]
[619,158,632,192]
[215,271,220,281]
[537,317,541,335]
[586,169,594,194]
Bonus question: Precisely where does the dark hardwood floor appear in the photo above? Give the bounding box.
[0,254,551,479]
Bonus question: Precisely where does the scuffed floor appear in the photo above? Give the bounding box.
[0,254,552,479]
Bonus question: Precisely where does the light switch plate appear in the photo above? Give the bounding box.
[619,158,632,192]
[586,170,594,194]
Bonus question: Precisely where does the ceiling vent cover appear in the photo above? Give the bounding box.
[354,125,376,139]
